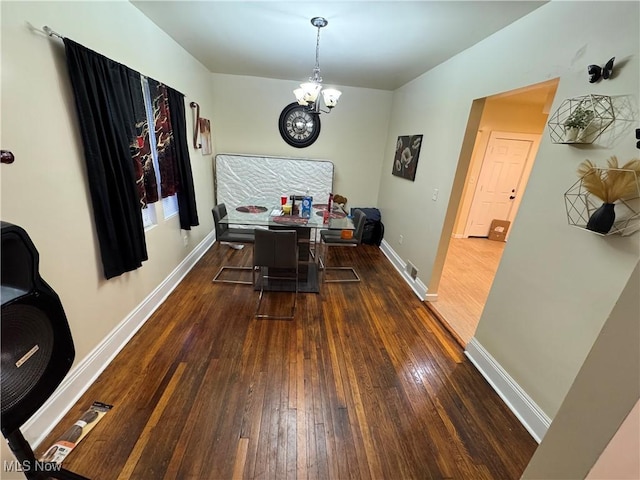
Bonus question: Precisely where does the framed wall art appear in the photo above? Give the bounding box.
[392,134,423,181]
[199,118,212,155]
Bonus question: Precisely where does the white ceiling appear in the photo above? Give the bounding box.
[131,1,547,91]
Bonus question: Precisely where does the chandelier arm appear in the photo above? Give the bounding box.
[303,103,332,115]
[303,102,320,114]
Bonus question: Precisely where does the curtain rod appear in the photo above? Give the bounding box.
[39,24,186,97]
[43,26,63,40]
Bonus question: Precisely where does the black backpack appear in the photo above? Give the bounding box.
[351,207,384,246]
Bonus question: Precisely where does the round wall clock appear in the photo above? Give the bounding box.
[278,102,321,148]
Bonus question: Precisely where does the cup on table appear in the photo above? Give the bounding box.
[282,204,292,215]
[280,195,288,206]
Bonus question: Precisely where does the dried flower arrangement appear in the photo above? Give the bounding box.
[577,156,640,204]
[576,156,640,233]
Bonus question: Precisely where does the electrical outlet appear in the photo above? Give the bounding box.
[399,235,403,245]
[432,188,439,201]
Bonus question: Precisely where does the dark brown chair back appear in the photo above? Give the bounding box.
[253,229,298,269]
[351,209,367,244]
[212,204,228,238]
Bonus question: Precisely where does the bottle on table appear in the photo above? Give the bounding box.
[301,188,312,218]
[323,193,333,224]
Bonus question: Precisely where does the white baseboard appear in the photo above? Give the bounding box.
[424,293,438,301]
[379,240,428,300]
[451,233,466,239]
[465,338,550,443]
[21,230,216,448]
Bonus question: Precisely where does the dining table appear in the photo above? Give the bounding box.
[219,198,354,293]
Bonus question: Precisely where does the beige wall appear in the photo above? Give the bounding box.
[1,1,216,472]
[209,73,393,209]
[522,262,639,479]
[377,0,640,419]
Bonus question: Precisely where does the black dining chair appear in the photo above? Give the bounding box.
[319,208,367,283]
[212,203,255,284]
[253,229,298,319]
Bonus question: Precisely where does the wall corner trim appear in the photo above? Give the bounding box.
[21,230,216,448]
[465,337,551,443]
[379,239,427,300]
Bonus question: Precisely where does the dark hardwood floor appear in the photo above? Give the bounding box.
[38,242,537,479]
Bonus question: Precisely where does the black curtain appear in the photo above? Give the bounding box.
[147,79,179,199]
[63,39,148,279]
[167,87,199,230]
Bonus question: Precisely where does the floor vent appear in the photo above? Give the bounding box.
[406,261,418,280]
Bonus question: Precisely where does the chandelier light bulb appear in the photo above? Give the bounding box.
[300,82,322,103]
[293,88,308,106]
[321,89,342,108]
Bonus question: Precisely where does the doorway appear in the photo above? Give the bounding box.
[464,131,539,238]
[427,79,559,346]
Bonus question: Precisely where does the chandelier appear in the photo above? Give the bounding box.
[294,17,342,114]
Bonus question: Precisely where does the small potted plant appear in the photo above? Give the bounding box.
[564,104,594,142]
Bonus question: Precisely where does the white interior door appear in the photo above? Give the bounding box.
[465,132,534,237]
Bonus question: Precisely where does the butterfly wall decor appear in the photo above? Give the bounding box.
[588,57,615,83]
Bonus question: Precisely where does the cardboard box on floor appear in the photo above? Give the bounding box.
[488,220,510,242]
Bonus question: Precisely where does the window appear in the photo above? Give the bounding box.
[141,203,157,229]
[140,77,179,229]
[162,194,179,219]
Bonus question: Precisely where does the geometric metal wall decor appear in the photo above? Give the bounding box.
[548,94,615,144]
[564,168,640,236]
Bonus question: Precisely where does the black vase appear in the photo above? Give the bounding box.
[586,202,616,234]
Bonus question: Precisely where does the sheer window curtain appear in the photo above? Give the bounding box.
[147,79,179,199]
